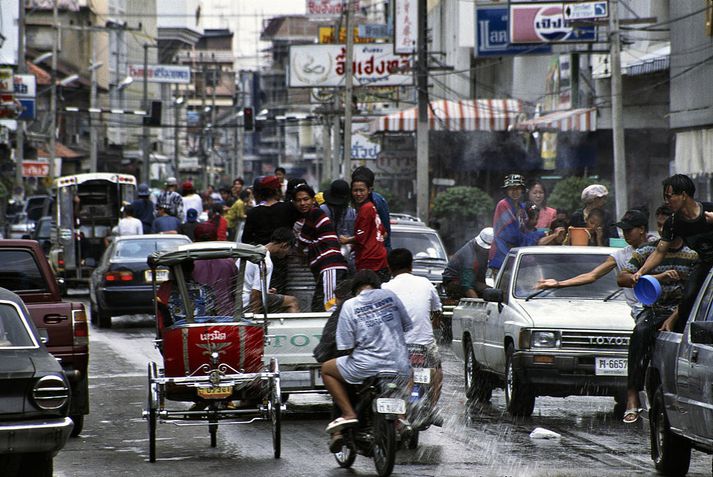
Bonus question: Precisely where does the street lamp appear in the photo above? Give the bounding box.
[173,96,184,177]
[32,52,53,64]
[116,76,133,91]
[59,74,80,87]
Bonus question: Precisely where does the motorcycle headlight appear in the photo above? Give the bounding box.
[531,331,560,348]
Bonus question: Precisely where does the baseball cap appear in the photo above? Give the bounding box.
[258,175,281,191]
[186,208,198,223]
[475,227,494,249]
[137,183,150,197]
[613,209,648,230]
[581,184,608,202]
[165,177,178,186]
[182,181,194,193]
[502,174,525,189]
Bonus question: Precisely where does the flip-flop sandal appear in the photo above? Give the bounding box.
[622,409,641,424]
[325,417,359,433]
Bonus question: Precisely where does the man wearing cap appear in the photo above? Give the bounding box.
[536,209,651,317]
[617,231,697,423]
[442,228,494,301]
[178,209,199,241]
[570,184,618,242]
[130,183,155,234]
[152,203,181,234]
[242,175,297,246]
[157,177,184,220]
[181,181,203,223]
[321,179,357,270]
[489,174,527,271]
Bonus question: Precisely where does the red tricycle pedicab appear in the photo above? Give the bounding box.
[142,242,282,462]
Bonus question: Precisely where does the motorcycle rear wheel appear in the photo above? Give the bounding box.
[372,414,397,477]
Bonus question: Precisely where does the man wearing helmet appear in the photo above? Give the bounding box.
[442,227,494,301]
[489,174,527,271]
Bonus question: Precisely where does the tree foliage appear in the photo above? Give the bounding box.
[432,186,494,225]
[548,177,614,214]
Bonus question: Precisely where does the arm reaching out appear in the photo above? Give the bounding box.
[536,256,617,290]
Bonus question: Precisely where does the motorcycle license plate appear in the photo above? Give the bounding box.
[413,368,431,384]
[145,269,169,283]
[196,386,233,399]
[376,398,406,414]
[594,357,627,376]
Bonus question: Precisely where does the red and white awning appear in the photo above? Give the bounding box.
[369,99,524,133]
[516,108,597,132]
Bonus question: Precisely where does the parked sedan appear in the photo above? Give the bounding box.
[0,287,73,477]
[89,234,191,328]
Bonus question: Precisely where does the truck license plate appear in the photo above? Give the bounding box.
[145,269,169,283]
[196,386,233,399]
[595,357,627,376]
[413,368,431,384]
[376,398,406,414]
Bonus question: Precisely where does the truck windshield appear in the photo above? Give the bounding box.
[513,253,621,300]
[114,238,190,260]
[0,303,35,347]
[0,250,49,293]
[391,231,447,260]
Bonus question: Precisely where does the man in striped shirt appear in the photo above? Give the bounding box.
[293,184,349,312]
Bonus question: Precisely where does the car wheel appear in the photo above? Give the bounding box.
[505,343,535,417]
[70,414,84,437]
[464,338,492,402]
[650,386,691,475]
[96,304,112,329]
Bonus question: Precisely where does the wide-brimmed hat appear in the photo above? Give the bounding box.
[324,179,351,206]
[475,227,494,249]
[581,184,608,202]
[502,174,526,189]
[613,209,647,230]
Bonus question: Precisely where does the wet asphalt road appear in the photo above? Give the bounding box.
[54,303,712,477]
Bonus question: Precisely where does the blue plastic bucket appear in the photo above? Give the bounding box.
[634,275,662,306]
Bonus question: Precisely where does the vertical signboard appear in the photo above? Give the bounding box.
[14,75,37,121]
[394,0,417,54]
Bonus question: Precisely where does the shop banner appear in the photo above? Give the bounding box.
[509,3,596,44]
[476,7,551,57]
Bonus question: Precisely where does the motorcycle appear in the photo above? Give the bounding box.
[403,343,442,449]
[332,371,408,477]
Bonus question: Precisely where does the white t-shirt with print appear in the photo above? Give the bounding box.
[382,272,442,345]
[237,250,273,308]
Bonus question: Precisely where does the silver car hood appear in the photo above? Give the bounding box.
[513,299,635,331]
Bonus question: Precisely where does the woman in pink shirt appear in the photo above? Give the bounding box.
[528,180,557,230]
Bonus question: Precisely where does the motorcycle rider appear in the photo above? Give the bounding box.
[321,270,412,437]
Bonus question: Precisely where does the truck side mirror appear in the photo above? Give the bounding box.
[481,288,503,303]
[690,321,713,345]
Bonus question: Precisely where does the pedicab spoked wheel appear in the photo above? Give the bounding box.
[372,413,396,477]
[147,362,159,463]
[269,357,282,459]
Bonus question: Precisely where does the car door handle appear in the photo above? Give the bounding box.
[691,348,699,363]
[43,314,67,324]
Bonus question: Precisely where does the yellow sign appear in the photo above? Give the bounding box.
[196,386,233,400]
[318,27,373,44]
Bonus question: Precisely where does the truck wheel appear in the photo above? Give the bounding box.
[70,414,84,437]
[464,339,492,402]
[505,344,535,417]
[650,387,690,476]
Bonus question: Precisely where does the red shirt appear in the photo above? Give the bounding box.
[354,200,388,271]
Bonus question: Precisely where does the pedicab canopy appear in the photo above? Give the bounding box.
[148,242,266,268]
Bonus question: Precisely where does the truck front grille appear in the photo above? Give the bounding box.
[560,331,631,350]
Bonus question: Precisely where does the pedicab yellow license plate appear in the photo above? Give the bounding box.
[197,386,233,399]
[595,357,627,376]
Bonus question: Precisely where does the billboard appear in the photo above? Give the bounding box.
[476,7,551,57]
[128,65,191,84]
[509,3,596,44]
[306,0,360,18]
[289,44,413,88]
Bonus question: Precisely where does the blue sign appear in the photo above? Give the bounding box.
[17,99,35,120]
[476,7,551,57]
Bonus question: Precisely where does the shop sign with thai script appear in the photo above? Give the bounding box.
[128,65,191,84]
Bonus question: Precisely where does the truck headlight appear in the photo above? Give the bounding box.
[531,331,560,348]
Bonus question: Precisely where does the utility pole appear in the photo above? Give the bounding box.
[609,0,628,219]
[415,0,429,222]
[322,114,332,183]
[332,110,341,178]
[49,0,59,180]
[141,43,150,184]
[210,62,217,186]
[173,90,181,177]
[342,0,355,177]
[15,0,25,190]
[89,40,98,172]
[201,63,208,189]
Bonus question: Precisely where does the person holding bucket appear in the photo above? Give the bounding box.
[536,209,650,317]
[617,234,698,423]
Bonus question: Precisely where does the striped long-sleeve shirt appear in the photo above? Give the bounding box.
[296,207,348,274]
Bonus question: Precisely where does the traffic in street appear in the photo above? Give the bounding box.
[53,306,712,477]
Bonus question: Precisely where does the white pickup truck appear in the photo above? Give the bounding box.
[452,246,635,416]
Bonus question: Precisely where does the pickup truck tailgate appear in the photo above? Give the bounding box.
[263,312,330,368]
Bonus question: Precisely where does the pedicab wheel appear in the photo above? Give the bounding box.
[147,362,158,463]
[334,442,356,468]
[372,414,396,477]
[269,357,282,459]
